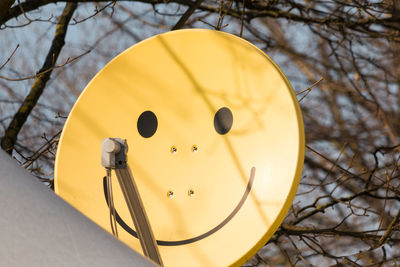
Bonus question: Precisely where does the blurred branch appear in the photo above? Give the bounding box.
[22,130,61,169]
[297,77,324,102]
[0,2,77,155]
[0,0,15,26]
[0,44,19,71]
[171,0,204,30]
[2,1,400,41]
[0,50,89,81]
[375,208,400,248]
[278,224,391,242]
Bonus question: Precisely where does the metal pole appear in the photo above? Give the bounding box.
[101,138,163,266]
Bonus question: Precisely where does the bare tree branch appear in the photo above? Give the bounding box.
[0,0,15,26]
[171,0,204,30]
[0,2,77,155]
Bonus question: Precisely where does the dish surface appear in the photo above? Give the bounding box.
[55,29,305,267]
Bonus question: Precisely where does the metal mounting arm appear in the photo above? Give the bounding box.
[101,138,163,266]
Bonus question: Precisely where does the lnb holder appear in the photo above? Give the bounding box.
[100,137,163,266]
[101,138,128,169]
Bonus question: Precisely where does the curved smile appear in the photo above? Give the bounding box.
[103,167,255,246]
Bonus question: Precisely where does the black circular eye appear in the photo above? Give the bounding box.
[137,111,158,138]
[214,107,233,135]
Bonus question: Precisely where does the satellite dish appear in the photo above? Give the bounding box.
[55,29,305,266]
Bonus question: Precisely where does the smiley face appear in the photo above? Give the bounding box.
[55,29,304,267]
[102,107,256,246]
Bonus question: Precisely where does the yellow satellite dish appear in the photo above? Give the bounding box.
[55,29,305,267]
